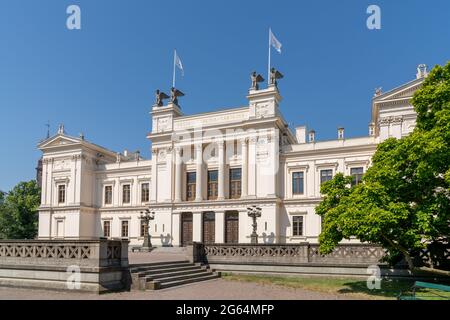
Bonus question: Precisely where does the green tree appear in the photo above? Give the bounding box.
[317,62,450,270]
[0,181,41,239]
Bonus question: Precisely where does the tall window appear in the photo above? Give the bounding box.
[233,140,238,156]
[140,220,147,237]
[141,183,150,203]
[292,172,304,195]
[103,221,111,238]
[122,184,131,204]
[229,168,242,199]
[104,186,112,205]
[121,220,129,238]
[320,169,333,185]
[351,167,364,186]
[58,185,66,204]
[207,170,218,200]
[186,172,196,201]
[293,216,303,236]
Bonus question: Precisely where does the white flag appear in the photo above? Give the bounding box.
[174,50,184,76]
[269,29,282,54]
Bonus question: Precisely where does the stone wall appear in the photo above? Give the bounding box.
[0,239,130,293]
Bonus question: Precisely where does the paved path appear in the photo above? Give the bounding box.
[0,278,351,300]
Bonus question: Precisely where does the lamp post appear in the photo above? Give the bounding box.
[140,209,155,251]
[247,205,262,244]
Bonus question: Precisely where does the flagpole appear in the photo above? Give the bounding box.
[268,28,271,85]
[172,49,176,88]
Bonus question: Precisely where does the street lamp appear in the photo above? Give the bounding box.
[139,209,155,251]
[247,205,262,244]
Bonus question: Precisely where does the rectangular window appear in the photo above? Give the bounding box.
[186,172,196,201]
[292,172,304,195]
[233,140,238,156]
[141,183,150,203]
[207,170,218,200]
[58,185,66,204]
[140,220,147,237]
[229,168,242,199]
[122,184,131,204]
[320,169,333,185]
[104,186,113,205]
[121,220,129,238]
[293,216,303,236]
[351,167,364,186]
[103,221,111,238]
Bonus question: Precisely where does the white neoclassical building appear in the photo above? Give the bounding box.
[37,65,428,247]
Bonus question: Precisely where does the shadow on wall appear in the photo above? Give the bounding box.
[262,232,275,244]
[159,233,172,246]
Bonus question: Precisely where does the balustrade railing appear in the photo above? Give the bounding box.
[195,243,387,266]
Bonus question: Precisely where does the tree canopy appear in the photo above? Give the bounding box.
[317,62,450,270]
[0,181,41,239]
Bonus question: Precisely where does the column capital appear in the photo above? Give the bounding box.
[240,137,249,145]
[248,136,258,144]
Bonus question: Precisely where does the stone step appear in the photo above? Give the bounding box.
[130,261,191,273]
[158,273,220,290]
[147,269,215,285]
[144,268,209,281]
[138,266,207,278]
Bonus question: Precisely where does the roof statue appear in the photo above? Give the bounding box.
[374,87,382,97]
[250,71,265,90]
[155,89,169,107]
[58,124,65,135]
[170,87,185,106]
[269,67,284,87]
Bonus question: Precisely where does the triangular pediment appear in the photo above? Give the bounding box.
[373,78,424,103]
[38,134,82,150]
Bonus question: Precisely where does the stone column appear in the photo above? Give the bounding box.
[174,147,182,202]
[195,144,203,201]
[241,138,248,198]
[150,149,158,202]
[218,141,225,200]
[215,211,225,243]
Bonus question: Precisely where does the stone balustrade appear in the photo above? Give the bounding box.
[190,243,386,267]
[0,239,130,292]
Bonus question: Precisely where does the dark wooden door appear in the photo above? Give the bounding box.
[202,212,215,244]
[225,211,239,244]
[181,213,193,246]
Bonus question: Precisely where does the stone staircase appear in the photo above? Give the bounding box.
[130,260,220,290]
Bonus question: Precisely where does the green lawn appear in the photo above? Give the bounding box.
[222,273,450,300]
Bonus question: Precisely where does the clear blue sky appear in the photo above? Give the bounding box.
[0,0,449,191]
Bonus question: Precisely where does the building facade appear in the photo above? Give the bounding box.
[37,65,428,247]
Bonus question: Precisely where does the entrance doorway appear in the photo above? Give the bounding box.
[181,212,193,246]
[225,211,239,244]
[202,212,215,244]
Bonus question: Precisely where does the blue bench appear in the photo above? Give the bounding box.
[398,281,450,300]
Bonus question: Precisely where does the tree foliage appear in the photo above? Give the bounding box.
[317,62,450,269]
[0,181,41,239]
